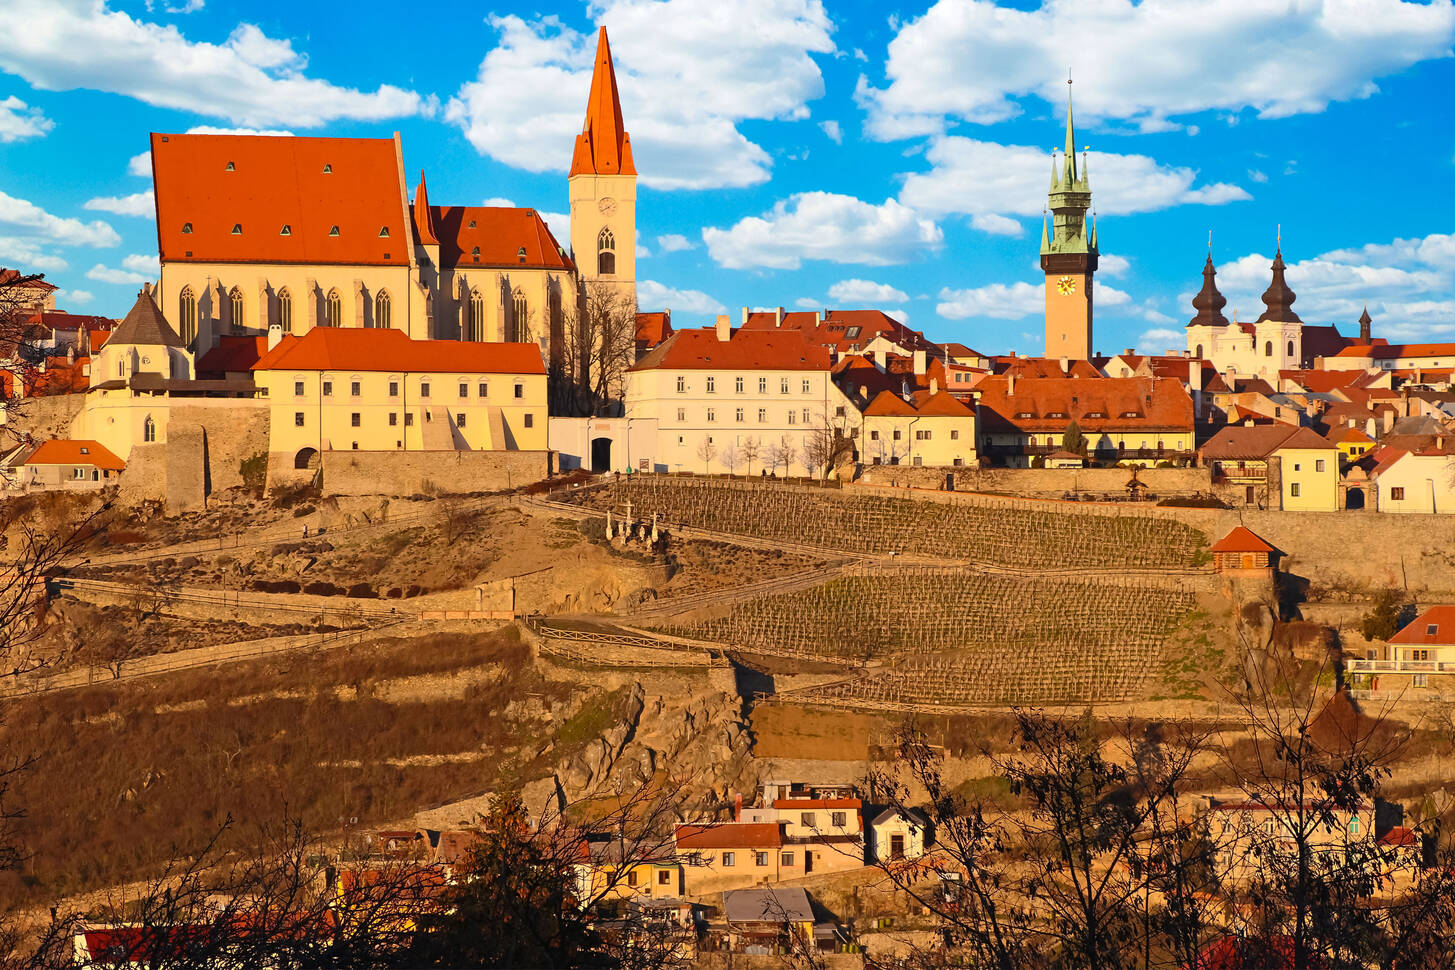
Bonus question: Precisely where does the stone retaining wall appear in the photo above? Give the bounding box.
[859,463,1210,497]
[319,449,553,497]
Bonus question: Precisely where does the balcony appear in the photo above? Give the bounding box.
[1211,464,1268,483]
[1345,658,1455,674]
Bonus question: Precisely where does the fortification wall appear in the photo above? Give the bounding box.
[115,443,168,507]
[4,394,85,442]
[164,425,206,513]
[167,402,269,494]
[320,450,552,497]
[857,464,1211,498]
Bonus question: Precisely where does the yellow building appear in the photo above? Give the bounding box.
[250,327,547,471]
[861,388,977,467]
[573,843,682,904]
[1274,428,1340,511]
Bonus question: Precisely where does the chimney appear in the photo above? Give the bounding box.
[715,314,731,342]
[734,793,743,821]
[913,349,927,376]
[1383,408,1395,433]
[814,310,824,325]
[930,376,939,394]
[663,308,671,328]
[1125,348,1134,356]
[1007,373,1016,396]
[267,320,283,351]
[1059,356,1069,375]
[1189,359,1203,419]
[741,306,750,326]
[775,306,785,328]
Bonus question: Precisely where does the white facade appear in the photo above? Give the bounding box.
[1187,319,1302,381]
[1376,452,1455,513]
[868,809,927,863]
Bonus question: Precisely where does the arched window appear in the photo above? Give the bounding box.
[326,289,342,327]
[1264,340,1273,357]
[1287,340,1294,358]
[143,415,156,443]
[1194,344,1203,359]
[374,289,392,330]
[597,227,616,276]
[277,287,292,333]
[229,286,244,333]
[178,286,197,344]
[469,290,485,342]
[512,290,527,342]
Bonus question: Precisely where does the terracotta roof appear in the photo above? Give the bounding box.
[152,132,408,266]
[630,327,830,372]
[1211,527,1276,555]
[993,356,1103,380]
[1390,605,1455,646]
[1200,425,1302,460]
[251,327,545,375]
[22,439,124,470]
[430,206,571,270]
[911,389,975,417]
[975,375,1193,434]
[739,309,937,356]
[1328,426,1375,445]
[27,356,89,395]
[942,342,983,357]
[570,28,636,178]
[24,310,116,333]
[863,389,916,417]
[635,311,673,348]
[411,172,439,247]
[196,336,269,377]
[0,269,56,291]
[1279,369,1364,394]
[1379,825,1418,847]
[111,288,185,348]
[772,798,862,810]
[674,822,782,850]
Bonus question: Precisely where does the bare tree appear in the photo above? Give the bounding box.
[695,437,717,475]
[557,280,638,417]
[776,435,797,477]
[720,443,739,478]
[740,437,761,477]
[803,413,851,483]
[0,270,48,449]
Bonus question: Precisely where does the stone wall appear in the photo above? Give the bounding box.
[109,402,269,507]
[858,463,1211,498]
[319,449,553,497]
[115,442,168,507]
[4,394,85,443]
[168,402,270,494]
[164,424,207,513]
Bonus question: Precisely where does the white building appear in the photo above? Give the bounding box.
[1374,447,1455,513]
[867,808,928,863]
[1185,252,1302,380]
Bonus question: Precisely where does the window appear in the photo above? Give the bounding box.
[329,225,340,236]
[801,813,816,828]
[294,412,305,427]
[178,287,197,344]
[230,223,242,234]
[676,408,686,422]
[1290,483,1301,497]
[229,286,244,332]
[471,246,480,257]
[735,408,744,423]
[626,870,638,887]
[802,379,810,394]
[456,413,466,427]
[597,227,616,275]
[951,430,960,440]
[759,377,768,393]
[405,413,414,427]
[831,811,846,827]
[325,289,342,327]
[893,429,902,441]
[674,376,687,394]
[721,852,735,867]
[517,247,527,263]
[512,291,527,340]
[758,408,767,423]
[469,291,485,341]
[916,430,930,440]
[735,377,744,393]
[1349,817,1362,835]
[706,408,716,423]
[294,381,305,396]
[1392,487,1405,501]
[1414,673,1428,688]
[277,288,292,333]
[657,870,671,886]
[379,226,390,238]
[181,222,193,234]
[1265,341,1273,357]
[459,383,469,399]
[280,225,291,236]
[1315,459,1325,472]
[870,430,880,441]
[322,381,333,397]
[389,381,400,397]
[801,408,810,424]
[524,413,534,428]
[420,383,431,398]
[787,411,796,425]
[781,852,795,867]
[351,381,361,397]
[374,290,392,329]
[389,413,397,426]
[350,413,360,427]
[143,415,156,443]
[1288,340,1295,357]
[706,377,716,394]
[73,468,84,480]
[478,382,488,397]
[514,383,524,399]
[780,378,789,394]
[754,852,770,867]
[1428,624,1439,636]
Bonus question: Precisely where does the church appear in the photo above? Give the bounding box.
[147,27,638,372]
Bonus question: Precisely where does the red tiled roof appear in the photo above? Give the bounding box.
[24,310,116,332]
[863,389,916,416]
[1390,605,1455,646]
[976,376,1193,434]
[430,206,571,270]
[740,309,938,356]
[1211,527,1275,555]
[674,822,782,850]
[0,269,56,291]
[152,132,408,266]
[630,327,830,372]
[570,28,636,178]
[196,336,268,377]
[1328,426,1374,445]
[911,389,975,417]
[1279,369,1365,394]
[1200,424,1334,460]
[22,439,124,470]
[1379,825,1419,847]
[993,356,1103,380]
[251,328,545,375]
[27,356,90,395]
[772,798,862,810]
[634,311,673,348]
[411,172,439,247]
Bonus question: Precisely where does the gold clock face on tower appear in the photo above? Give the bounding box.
[1057,275,1077,296]
[598,197,617,216]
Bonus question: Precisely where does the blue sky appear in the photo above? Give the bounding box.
[2,0,1454,355]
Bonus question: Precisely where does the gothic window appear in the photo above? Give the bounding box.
[1264,341,1273,357]
[597,227,616,276]
[469,290,485,342]
[1195,343,1203,359]
[1287,340,1294,358]
[374,289,392,330]
[325,289,342,327]
[143,415,156,443]
[277,288,293,332]
[229,286,244,333]
[178,286,197,344]
[512,290,527,342]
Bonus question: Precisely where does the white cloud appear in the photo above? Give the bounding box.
[0,95,54,142]
[794,297,821,309]
[445,1,835,189]
[638,278,725,315]
[0,191,119,247]
[482,196,515,207]
[86,263,150,285]
[1248,169,1269,184]
[885,308,909,324]
[859,0,1455,138]
[819,119,842,143]
[636,243,650,257]
[538,211,570,241]
[1137,327,1184,352]
[969,213,1022,237]
[936,281,1041,320]
[827,278,909,304]
[0,0,431,128]
[899,137,1250,220]
[1098,254,1130,277]
[166,0,204,11]
[127,151,151,177]
[1097,284,1132,308]
[703,193,942,270]
[1204,232,1455,341]
[122,253,160,274]
[55,288,94,305]
[656,233,695,253]
[0,236,67,272]
[84,189,155,218]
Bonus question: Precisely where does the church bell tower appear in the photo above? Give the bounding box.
[569,27,637,309]
[1041,79,1098,360]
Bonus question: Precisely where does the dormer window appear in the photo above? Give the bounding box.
[329,226,340,236]
[225,161,235,171]
[378,227,390,237]
[80,447,89,455]
[280,225,291,235]
[471,246,480,257]
[230,224,242,234]
[517,247,527,263]
[1015,411,1033,419]
[468,220,476,229]
[181,223,193,234]
[322,163,332,173]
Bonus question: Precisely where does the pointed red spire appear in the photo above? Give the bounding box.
[570,27,636,177]
[412,170,438,246]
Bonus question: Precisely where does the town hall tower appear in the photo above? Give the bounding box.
[1040,81,1098,360]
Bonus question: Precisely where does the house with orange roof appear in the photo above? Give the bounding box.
[1200,425,1339,510]
[1,439,124,491]
[1209,527,1278,579]
[1325,341,1455,373]
[1371,444,1454,513]
[860,386,976,468]
[1328,425,1375,463]
[1347,605,1455,691]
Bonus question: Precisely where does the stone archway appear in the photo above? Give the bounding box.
[1345,486,1366,510]
[294,447,320,470]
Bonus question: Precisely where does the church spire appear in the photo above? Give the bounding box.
[1359,305,1372,343]
[1188,254,1229,328]
[570,27,636,177]
[1257,241,1301,323]
[1062,75,1078,185]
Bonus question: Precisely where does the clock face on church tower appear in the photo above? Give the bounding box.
[597,197,618,216]
[1057,275,1077,296]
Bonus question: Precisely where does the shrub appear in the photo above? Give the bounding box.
[346,583,378,599]
[303,581,344,597]
[238,452,268,495]
[578,517,607,542]
[1360,588,1405,642]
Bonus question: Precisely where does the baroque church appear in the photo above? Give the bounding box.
[148,27,638,372]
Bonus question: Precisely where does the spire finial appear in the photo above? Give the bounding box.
[1208,229,1212,254]
[1276,223,1282,252]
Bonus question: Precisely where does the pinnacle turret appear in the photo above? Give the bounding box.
[1188,254,1230,329]
[1257,245,1301,323]
[1041,79,1095,258]
[1359,305,1373,343]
